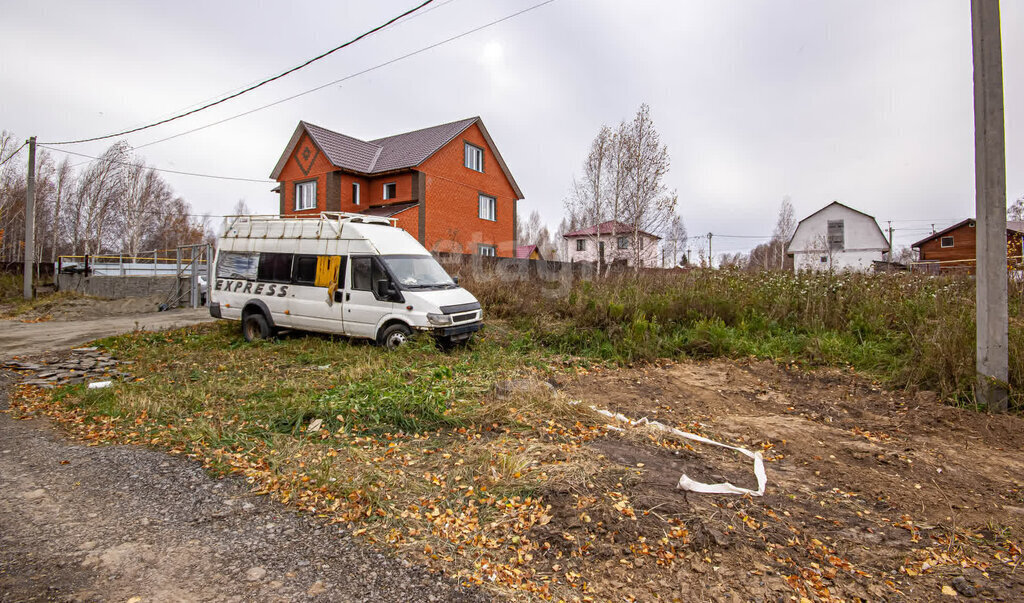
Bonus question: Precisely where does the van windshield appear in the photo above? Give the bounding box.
[381,255,456,289]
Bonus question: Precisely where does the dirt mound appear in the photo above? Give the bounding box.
[561,359,1024,602]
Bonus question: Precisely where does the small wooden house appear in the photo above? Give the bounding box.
[911,219,1024,273]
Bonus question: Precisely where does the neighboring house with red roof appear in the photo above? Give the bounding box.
[515,244,543,260]
[270,117,524,257]
[911,218,1024,273]
[562,220,660,268]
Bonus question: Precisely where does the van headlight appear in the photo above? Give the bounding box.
[426,312,452,326]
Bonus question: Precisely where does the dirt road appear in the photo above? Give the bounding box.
[0,309,216,359]
[0,373,485,602]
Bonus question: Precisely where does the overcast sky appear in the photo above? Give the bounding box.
[2,0,1021,256]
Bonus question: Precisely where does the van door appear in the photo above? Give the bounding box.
[289,255,346,333]
[345,256,395,339]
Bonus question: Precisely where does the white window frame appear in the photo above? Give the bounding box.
[295,180,316,210]
[383,182,397,200]
[478,244,497,257]
[576,239,585,251]
[940,236,954,248]
[353,182,360,206]
[617,236,629,249]
[478,194,496,221]
[465,142,484,172]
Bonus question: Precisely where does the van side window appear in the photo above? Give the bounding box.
[258,253,293,283]
[293,255,318,285]
[352,257,372,291]
[351,257,387,292]
[217,252,258,280]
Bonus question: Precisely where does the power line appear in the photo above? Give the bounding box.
[0,141,28,167]
[41,0,437,146]
[39,145,271,183]
[131,0,559,151]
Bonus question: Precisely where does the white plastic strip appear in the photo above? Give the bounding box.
[576,403,766,496]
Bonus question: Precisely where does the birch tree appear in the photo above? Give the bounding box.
[619,104,677,269]
[771,196,796,269]
[564,126,613,274]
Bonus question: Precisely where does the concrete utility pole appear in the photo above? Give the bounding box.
[23,136,36,300]
[971,0,1008,411]
[887,220,894,262]
[707,233,713,267]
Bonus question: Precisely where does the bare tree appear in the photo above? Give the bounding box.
[1007,196,1024,221]
[771,196,796,270]
[663,213,688,267]
[619,104,677,269]
[231,199,251,216]
[564,126,614,274]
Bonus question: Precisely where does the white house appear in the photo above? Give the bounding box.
[786,202,890,272]
[563,220,661,268]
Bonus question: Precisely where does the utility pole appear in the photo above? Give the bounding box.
[23,136,36,300]
[707,232,713,268]
[887,220,894,262]
[971,0,1008,411]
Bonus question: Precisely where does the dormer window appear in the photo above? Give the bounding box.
[383,183,397,200]
[464,143,484,172]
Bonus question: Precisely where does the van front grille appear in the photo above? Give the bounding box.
[453,312,476,323]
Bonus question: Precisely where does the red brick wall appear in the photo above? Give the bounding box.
[419,123,518,257]
[367,173,415,206]
[392,206,420,237]
[278,132,336,217]
[337,173,371,213]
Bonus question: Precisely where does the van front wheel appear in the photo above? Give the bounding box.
[379,323,411,350]
[242,313,272,342]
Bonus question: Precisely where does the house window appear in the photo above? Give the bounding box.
[479,194,496,221]
[465,143,484,172]
[478,244,497,257]
[576,239,586,251]
[295,180,316,210]
[820,256,828,263]
[827,220,845,250]
[352,183,360,205]
[940,236,954,248]
[383,183,397,200]
[617,236,629,249]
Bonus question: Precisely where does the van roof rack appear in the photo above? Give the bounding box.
[222,212,397,229]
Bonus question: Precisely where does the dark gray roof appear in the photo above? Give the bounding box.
[360,201,419,218]
[368,118,477,173]
[270,118,525,200]
[272,118,476,177]
[303,122,381,173]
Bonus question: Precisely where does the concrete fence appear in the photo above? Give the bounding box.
[57,274,181,300]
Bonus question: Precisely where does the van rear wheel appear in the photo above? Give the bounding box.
[242,313,271,342]
[379,323,411,350]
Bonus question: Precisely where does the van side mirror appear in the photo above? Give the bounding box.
[452,276,460,285]
[375,279,397,299]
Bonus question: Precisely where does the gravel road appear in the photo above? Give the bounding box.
[0,309,217,359]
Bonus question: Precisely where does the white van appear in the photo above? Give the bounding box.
[209,213,482,348]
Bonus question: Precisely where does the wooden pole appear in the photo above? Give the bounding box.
[971,0,1008,411]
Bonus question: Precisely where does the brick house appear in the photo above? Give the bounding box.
[562,220,661,268]
[911,218,1024,273]
[270,117,524,257]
